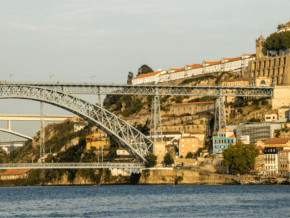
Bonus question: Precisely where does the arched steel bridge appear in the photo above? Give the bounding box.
[0,85,153,163]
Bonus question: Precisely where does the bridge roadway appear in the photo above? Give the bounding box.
[1,82,274,97]
[0,162,145,169]
[0,114,74,121]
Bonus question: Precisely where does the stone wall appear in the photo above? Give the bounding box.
[139,169,241,185]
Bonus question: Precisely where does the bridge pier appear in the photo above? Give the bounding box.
[40,101,45,162]
[7,120,11,131]
[153,141,166,167]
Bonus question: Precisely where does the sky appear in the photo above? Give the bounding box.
[0,0,290,140]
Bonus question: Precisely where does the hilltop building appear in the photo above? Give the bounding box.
[212,129,236,155]
[132,54,255,85]
[277,21,290,33]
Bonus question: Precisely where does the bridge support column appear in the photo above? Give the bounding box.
[7,120,11,131]
[40,101,45,162]
[150,95,163,146]
[153,141,165,167]
[213,90,226,135]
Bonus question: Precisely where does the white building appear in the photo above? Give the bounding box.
[132,54,255,85]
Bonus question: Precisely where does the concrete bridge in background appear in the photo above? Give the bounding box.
[0,114,74,140]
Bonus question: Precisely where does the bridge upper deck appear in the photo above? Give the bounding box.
[0,82,274,97]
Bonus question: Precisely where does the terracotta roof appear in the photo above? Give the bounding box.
[265,145,290,148]
[255,146,264,150]
[134,70,163,79]
[279,149,290,153]
[280,106,289,109]
[186,64,202,69]
[2,169,30,176]
[170,68,185,72]
[263,138,290,144]
[218,129,233,133]
[172,101,215,106]
[228,135,236,138]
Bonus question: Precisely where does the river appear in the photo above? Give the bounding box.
[0,185,290,217]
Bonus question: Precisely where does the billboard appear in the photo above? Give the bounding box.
[239,135,250,144]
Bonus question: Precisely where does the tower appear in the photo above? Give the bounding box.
[256,35,267,59]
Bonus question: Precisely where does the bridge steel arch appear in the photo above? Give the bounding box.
[0,85,153,162]
[0,128,33,140]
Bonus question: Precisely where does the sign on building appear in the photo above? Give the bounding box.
[239,135,250,144]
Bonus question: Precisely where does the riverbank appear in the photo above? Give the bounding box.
[0,168,266,186]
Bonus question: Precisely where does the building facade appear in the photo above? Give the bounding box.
[278,149,290,176]
[212,129,236,154]
[170,101,215,116]
[1,169,31,180]
[256,138,290,176]
[178,136,199,157]
[86,131,110,150]
[236,123,282,144]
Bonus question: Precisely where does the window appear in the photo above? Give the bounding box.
[192,145,195,147]
[182,150,184,153]
[182,145,184,147]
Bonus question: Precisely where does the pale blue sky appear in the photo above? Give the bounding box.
[0,0,289,139]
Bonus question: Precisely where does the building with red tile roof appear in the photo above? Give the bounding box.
[1,169,31,180]
[132,53,255,85]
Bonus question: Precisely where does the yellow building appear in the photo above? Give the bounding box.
[86,131,110,150]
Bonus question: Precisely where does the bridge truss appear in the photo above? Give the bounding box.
[0,85,153,162]
[0,162,145,170]
[2,82,274,97]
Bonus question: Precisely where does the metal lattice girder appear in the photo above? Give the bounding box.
[0,85,153,162]
[2,82,274,97]
[150,96,163,143]
[0,162,145,169]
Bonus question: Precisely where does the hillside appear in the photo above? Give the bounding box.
[103,71,238,119]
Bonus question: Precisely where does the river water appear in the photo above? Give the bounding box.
[0,185,290,217]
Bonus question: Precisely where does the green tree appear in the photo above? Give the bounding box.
[185,152,194,158]
[264,31,290,52]
[137,65,154,76]
[146,153,157,167]
[164,153,174,165]
[222,141,259,175]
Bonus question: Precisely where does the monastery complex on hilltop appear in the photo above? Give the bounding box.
[132,53,255,85]
[131,21,290,110]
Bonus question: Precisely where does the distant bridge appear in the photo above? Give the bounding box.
[0,128,33,140]
[0,114,74,121]
[0,114,74,140]
[0,162,145,169]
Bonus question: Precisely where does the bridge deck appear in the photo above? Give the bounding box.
[0,162,146,169]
